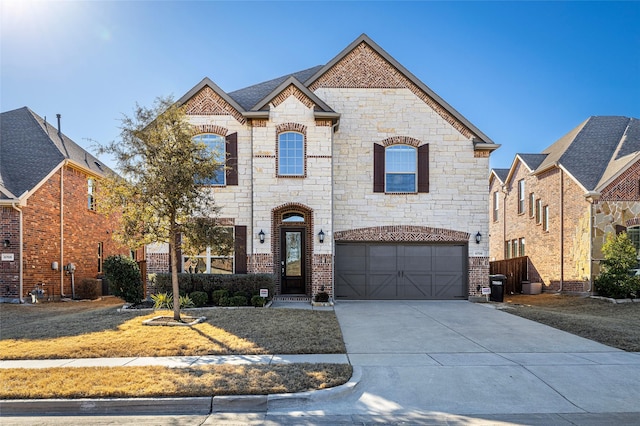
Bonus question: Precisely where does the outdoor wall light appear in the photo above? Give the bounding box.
[3,239,9,248]
[318,229,325,243]
[258,229,265,244]
[475,232,482,244]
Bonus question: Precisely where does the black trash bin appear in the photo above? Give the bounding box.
[489,274,506,302]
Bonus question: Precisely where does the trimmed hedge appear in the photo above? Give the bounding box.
[76,279,102,300]
[154,273,275,306]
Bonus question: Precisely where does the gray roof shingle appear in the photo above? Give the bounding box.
[492,168,510,183]
[228,66,324,111]
[517,154,548,171]
[1,107,107,199]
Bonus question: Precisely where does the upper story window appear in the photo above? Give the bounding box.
[88,178,96,211]
[278,132,304,176]
[493,191,500,222]
[517,180,525,214]
[97,242,103,273]
[543,205,549,231]
[385,145,417,193]
[193,134,226,185]
[535,199,542,224]
[529,192,535,218]
[373,140,429,194]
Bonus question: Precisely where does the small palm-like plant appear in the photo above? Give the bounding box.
[151,293,173,310]
[179,295,195,309]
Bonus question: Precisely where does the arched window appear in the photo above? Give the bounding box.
[278,132,304,176]
[193,134,225,185]
[385,145,417,193]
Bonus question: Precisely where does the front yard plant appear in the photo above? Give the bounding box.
[103,255,143,304]
[595,232,640,299]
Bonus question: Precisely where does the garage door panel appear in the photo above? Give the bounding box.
[402,273,432,298]
[335,272,366,299]
[368,273,398,298]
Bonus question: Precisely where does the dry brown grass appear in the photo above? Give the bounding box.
[0,364,352,399]
[501,293,640,352]
[0,298,351,398]
[0,298,346,359]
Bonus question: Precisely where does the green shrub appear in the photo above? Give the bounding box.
[154,273,275,301]
[251,295,266,307]
[104,255,143,304]
[212,289,229,306]
[151,292,173,310]
[190,291,208,307]
[595,232,640,299]
[227,295,247,307]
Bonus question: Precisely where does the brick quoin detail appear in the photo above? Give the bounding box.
[184,86,246,124]
[474,150,490,158]
[309,42,478,140]
[315,119,332,127]
[251,119,267,127]
[271,85,315,109]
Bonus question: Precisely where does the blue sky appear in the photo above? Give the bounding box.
[2,1,639,171]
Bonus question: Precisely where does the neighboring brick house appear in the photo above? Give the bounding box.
[151,34,499,301]
[490,116,640,293]
[0,107,127,302]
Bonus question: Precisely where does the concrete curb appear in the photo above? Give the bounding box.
[0,366,361,416]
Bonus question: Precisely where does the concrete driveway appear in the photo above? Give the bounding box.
[272,300,640,423]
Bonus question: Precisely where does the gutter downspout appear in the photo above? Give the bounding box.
[330,119,339,302]
[559,168,564,292]
[11,202,24,303]
[60,165,66,297]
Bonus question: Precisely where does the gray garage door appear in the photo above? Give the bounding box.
[335,243,467,300]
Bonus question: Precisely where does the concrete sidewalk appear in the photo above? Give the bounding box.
[0,354,349,369]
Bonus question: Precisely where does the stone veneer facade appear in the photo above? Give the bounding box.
[490,157,640,293]
[157,37,495,300]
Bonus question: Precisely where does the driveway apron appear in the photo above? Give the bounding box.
[274,300,640,417]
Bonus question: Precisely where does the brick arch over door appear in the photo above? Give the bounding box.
[334,225,469,243]
[272,203,314,295]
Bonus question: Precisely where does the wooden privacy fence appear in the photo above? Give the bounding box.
[489,256,529,295]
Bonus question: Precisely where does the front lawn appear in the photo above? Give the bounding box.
[0,298,351,399]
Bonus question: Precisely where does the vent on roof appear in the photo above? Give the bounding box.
[94,161,103,171]
[56,114,61,135]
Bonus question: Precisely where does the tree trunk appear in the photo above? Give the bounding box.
[169,231,181,321]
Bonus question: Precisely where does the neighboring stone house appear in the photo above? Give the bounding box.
[151,34,499,301]
[489,116,640,293]
[0,107,127,302]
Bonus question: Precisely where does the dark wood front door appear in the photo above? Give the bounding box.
[281,227,305,294]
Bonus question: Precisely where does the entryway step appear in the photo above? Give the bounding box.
[272,295,311,302]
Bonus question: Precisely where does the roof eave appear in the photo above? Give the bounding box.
[474,142,500,152]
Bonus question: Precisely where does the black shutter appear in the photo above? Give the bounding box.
[226,133,238,186]
[373,143,385,193]
[417,144,429,193]
[234,225,247,274]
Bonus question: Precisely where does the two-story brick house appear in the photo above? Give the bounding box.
[0,107,127,302]
[490,116,640,293]
[150,34,499,301]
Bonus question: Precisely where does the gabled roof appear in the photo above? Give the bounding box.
[178,34,496,149]
[496,116,639,193]
[0,107,107,201]
[228,66,323,111]
[490,168,510,185]
[517,154,548,171]
[305,34,496,145]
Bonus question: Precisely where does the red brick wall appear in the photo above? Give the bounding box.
[490,161,590,292]
[7,166,128,301]
[0,207,20,299]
